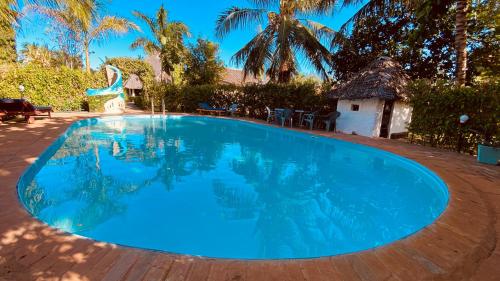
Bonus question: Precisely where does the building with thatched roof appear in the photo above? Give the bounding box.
[329,57,412,138]
[221,68,268,85]
[145,53,172,83]
[124,74,144,97]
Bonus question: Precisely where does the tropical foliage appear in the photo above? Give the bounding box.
[183,38,225,85]
[131,5,189,84]
[331,2,456,81]
[215,0,335,83]
[335,0,489,86]
[19,43,83,68]
[408,80,500,152]
[144,81,334,117]
[0,23,16,64]
[25,3,139,72]
[0,63,105,110]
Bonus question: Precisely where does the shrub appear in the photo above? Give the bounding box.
[0,64,106,111]
[143,81,335,117]
[408,80,500,153]
[88,94,119,112]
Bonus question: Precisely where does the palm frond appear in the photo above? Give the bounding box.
[215,7,265,39]
[290,21,333,79]
[232,24,276,79]
[296,0,341,15]
[245,0,277,8]
[22,4,82,32]
[304,20,337,42]
[90,16,139,44]
[130,37,160,54]
[133,10,157,35]
[0,0,19,25]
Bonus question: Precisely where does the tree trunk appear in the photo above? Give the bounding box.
[85,41,91,73]
[455,0,468,86]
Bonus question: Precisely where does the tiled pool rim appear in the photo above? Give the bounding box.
[0,113,498,281]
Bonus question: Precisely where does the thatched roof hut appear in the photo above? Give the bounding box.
[329,57,410,101]
[124,74,143,90]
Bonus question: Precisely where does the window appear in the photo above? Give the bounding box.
[351,104,360,111]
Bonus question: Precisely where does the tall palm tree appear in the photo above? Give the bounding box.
[336,0,470,85]
[131,5,189,84]
[25,4,139,72]
[215,0,335,83]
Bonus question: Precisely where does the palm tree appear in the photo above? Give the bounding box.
[1,0,95,26]
[131,5,190,84]
[215,0,335,83]
[25,4,139,72]
[20,43,53,66]
[336,0,470,86]
[1,0,95,65]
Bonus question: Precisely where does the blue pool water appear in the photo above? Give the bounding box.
[18,116,448,259]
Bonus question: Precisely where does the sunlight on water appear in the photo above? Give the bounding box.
[18,116,448,259]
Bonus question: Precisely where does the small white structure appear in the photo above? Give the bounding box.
[330,57,412,138]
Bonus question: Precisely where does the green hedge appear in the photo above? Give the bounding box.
[408,80,500,153]
[140,82,335,117]
[0,64,105,111]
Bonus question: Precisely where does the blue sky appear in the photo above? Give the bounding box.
[17,0,366,72]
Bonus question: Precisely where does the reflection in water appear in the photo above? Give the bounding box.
[19,116,448,259]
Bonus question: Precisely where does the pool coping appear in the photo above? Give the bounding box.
[1,112,499,281]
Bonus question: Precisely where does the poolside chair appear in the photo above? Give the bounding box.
[265,106,275,123]
[0,98,52,123]
[196,102,226,116]
[302,111,319,130]
[322,111,341,132]
[228,103,239,116]
[277,108,294,128]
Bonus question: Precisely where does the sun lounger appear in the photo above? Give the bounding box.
[0,98,53,123]
[196,102,226,116]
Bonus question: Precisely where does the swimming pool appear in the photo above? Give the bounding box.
[18,116,448,259]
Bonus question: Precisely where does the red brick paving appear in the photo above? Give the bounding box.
[0,112,499,281]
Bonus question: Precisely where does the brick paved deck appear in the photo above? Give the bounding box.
[0,112,499,281]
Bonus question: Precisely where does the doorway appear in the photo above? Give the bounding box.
[379,100,394,138]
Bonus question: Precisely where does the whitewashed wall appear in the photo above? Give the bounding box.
[336,98,384,137]
[389,101,412,135]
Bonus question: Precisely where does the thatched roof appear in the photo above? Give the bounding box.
[145,53,172,83]
[124,74,143,90]
[329,57,410,101]
[221,68,268,85]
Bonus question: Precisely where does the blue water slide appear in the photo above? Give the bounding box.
[86,65,125,98]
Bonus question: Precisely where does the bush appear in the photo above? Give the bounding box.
[408,80,500,153]
[88,94,119,112]
[0,64,105,111]
[143,81,335,117]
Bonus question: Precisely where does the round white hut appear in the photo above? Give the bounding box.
[329,57,412,138]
